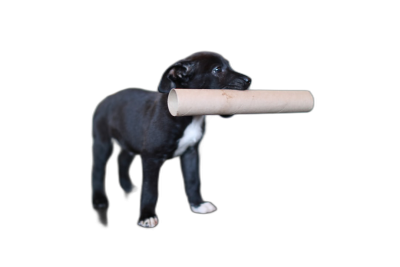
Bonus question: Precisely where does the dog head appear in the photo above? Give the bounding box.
[158,52,251,94]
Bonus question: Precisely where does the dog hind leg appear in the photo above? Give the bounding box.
[118,149,135,193]
[92,137,113,210]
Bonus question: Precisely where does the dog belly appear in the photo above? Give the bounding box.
[173,116,204,157]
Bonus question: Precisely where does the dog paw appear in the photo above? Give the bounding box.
[138,216,159,228]
[92,195,109,210]
[191,201,217,214]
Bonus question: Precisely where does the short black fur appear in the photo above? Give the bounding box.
[92,52,251,227]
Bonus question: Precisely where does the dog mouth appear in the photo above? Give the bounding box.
[221,81,251,91]
[222,83,248,90]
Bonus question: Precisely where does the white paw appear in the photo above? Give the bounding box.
[191,202,217,214]
[138,216,158,228]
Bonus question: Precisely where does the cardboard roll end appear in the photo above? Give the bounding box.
[167,89,179,116]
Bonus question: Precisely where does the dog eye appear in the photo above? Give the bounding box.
[213,66,222,73]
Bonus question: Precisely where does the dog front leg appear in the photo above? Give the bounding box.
[138,156,164,228]
[180,145,217,214]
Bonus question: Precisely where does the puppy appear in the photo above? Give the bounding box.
[92,52,251,228]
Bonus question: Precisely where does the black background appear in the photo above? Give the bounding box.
[39,9,342,249]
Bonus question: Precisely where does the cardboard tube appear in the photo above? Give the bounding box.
[168,89,314,116]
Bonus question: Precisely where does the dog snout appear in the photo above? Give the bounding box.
[223,74,252,90]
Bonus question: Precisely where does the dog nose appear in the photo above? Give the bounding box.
[243,76,251,85]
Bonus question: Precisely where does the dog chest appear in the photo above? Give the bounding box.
[173,116,205,157]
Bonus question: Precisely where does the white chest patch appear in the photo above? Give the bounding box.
[173,116,205,157]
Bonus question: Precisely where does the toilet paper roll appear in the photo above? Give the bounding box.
[168,89,314,116]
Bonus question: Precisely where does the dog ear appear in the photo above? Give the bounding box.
[158,61,194,94]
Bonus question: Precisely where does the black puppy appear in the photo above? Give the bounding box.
[92,52,251,227]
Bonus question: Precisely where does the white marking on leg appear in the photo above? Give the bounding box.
[191,202,217,214]
[138,216,159,228]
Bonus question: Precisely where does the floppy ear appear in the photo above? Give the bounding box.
[158,61,194,94]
